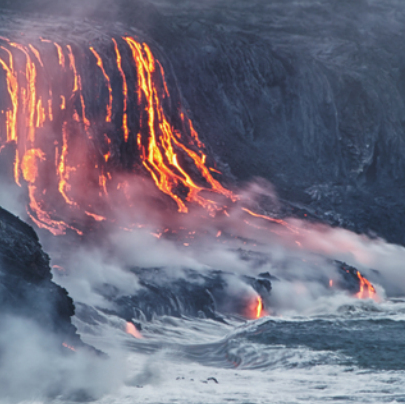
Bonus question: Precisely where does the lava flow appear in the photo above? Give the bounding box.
[256,296,263,319]
[0,34,377,303]
[0,35,236,235]
[126,322,143,339]
[356,271,377,300]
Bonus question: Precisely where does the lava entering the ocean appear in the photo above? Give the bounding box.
[356,271,377,300]
[0,34,377,305]
[256,296,263,319]
[126,322,143,339]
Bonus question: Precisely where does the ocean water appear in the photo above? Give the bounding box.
[70,297,405,404]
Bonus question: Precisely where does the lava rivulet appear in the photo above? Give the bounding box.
[356,271,377,300]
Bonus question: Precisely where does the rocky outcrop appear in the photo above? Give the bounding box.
[0,206,81,346]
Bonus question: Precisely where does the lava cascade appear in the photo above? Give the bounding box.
[356,271,377,300]
[0,36,234,236]
[0,35,376,302]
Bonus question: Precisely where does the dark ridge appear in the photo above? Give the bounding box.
[0,205,83,346]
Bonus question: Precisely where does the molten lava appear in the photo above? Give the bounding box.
[256,296,263,319]
[0,36,237,235]
[62,342,76,352]
[126,322,143,339]
[89,47,113,123]
[356,271,376,300]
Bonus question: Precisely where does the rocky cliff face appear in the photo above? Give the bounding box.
[145,0,405,246]
[0,206,81,345]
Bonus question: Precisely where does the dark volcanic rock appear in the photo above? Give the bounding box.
[0,206,81,345]
[91,267,273,322]
[143,0,405,246]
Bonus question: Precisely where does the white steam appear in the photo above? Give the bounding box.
[0,315,124,402]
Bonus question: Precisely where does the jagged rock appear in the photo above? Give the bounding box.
[0,206,82,346]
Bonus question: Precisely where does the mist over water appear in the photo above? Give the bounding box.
[3,163,405,401]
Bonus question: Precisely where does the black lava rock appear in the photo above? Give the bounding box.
[0,206,82,346]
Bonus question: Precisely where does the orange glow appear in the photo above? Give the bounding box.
[242,207,299,235]
[14,150,21,186]
[112,38,129,142]
[89,47,113,123]
[28,44,44,67]
[0,47,18,143]
[57,122,76,205]
[355,271,377,300]
[99,173,108,195]
[256,296,263,319]
[126,322,143,339]
[66,46,90,133]
[85,211,106,222]
[10,42,37,143]
[54,42,65,67]
[187,116,204,149]
[329,279,333,287]
[62,342,76,352]
[156,60,169,97]
[124,36,237,214]
[52,265,65,272]
[36,98,46,127]
[67,45,78,93]
[209,167,222,174]
[48,89,53,121]
[80,89,91,132]
[27,185,81,236]
[0,35,290,240]
[21,149,45,183]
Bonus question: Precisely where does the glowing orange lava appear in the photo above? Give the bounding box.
[126,322,143,339]
[89,47,113,123]
[124,36,236,214]
[0,46,18,143]
[54,42,65,67]
[0,35,303,241]
[112,38,129,142]
[242,207,299,234]
[256,296,263,319]
[62,342,76,352]
[0,35,241,234]
[21,148,45,183]
[356,271,377,300]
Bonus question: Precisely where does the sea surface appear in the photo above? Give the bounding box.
[67,297,405,404]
